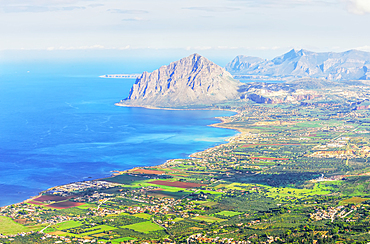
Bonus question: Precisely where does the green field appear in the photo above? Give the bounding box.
[112,237,137,243]
[79,225,117,236]
[266,183,332,199]
[173,217,184,222]
[340,197,369,205]
[77,203,96,209]
[192,215,225,223]
[104,174,150,184]
[200,201,218,207]
[133,213,152,220]
[0,216,31,235]
[141,182,192,192]
[47,230,80,237]
[147,189,189,198]
[194,200,219,207]
[199,190,223,195]
[54,220,83,230]
[121,221,164,233]
[217,210,242,217]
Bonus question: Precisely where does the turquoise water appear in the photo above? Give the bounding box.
[0,61,236,207]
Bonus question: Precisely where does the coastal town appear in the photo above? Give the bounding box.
[2,91,370,243]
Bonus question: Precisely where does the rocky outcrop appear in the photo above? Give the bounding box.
[236,81,324,104]
[226,49,370,81]
[117,54,242,108]
[242,94,272,104]
[225,56,265,74]
[356,105,370,110]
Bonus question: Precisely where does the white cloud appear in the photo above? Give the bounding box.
[356,45,370,51]
[89,4,104,8]
[122,17,144,21]
[184,46,282,51]
[228,0,337,8]
[108,9,148,14]
[17,45,137,51]
[46,45,106,51]
[216,46,239,50]
[118,45,131,50]
[185,46,212,51]
[184,6,240,12]
[2,5,85,13]
[254,46,281,50]
[0,0,82,5]
[344,0,370,14]
[1,0,370,54]
[0,0,98,13]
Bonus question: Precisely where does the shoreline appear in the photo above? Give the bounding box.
[4,107,241,209]
[115,102,239,113]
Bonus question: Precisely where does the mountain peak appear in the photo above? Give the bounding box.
[117,54,242,108]
[288,48,298,54]
[280,49,311,60]
[175,53,214,68]
[180,53,202,61]
[297,49,311,56]
[190,53,202,58]
[271,49,299,64]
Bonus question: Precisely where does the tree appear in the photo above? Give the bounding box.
[331,227,339,235]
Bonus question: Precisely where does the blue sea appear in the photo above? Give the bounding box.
[0,61,237,207]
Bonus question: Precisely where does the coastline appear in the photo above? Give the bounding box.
[6,107,241,208]
[115,102,239,112]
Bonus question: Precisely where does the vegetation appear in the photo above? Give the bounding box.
[122,221,164,233]
[4,86,370,243]
[0,216,31,235]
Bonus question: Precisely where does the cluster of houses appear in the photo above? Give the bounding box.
[40,234,99,243]
[187,233,282,244]
[310,205,346,221]
[46,181,120,196]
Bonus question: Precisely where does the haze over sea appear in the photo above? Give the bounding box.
[0,60,236,207]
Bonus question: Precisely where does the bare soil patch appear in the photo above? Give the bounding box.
[242,143,300,147]
[27,201,45,206]
[33,195,71,202]
[131,168,165,175]
[46,201,85,209]
[148,180,205,188]
[251,157,289,160]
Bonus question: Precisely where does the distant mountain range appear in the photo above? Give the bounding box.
[117,52,370,108]
[226,49,370,81]
[116,53,241,108]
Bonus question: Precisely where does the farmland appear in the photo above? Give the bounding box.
[3,91,370,243]
[0,216,33,235]
[122,221,164,233]
[147,180,205,188]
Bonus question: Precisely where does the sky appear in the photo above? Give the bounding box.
[1,0,370,63]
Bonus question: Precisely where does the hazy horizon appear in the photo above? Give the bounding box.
[1,0,370,64]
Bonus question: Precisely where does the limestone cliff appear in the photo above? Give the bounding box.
[117,54,242,108]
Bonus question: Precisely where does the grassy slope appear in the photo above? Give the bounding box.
[0,216,30,235]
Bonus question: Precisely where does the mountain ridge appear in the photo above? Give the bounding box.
[226,49,370,81]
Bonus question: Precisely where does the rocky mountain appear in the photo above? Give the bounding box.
[226,49,370,81]
[117,54,242,108]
